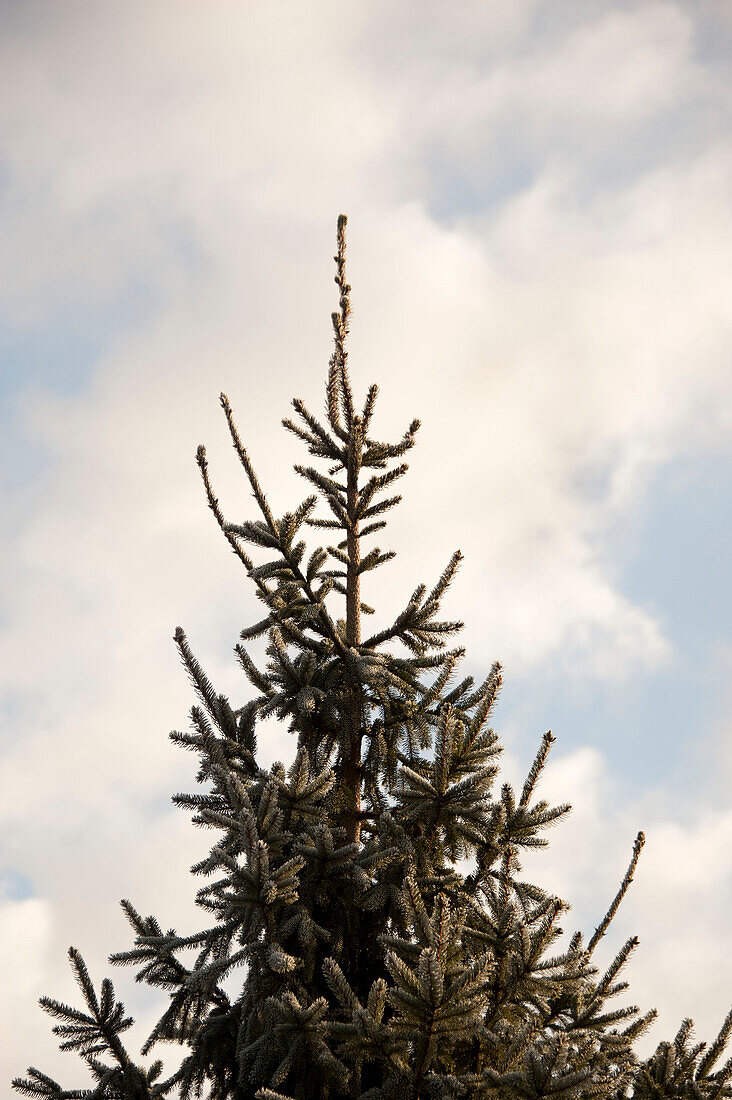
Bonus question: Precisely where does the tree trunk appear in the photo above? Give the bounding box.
[344,419,362,846]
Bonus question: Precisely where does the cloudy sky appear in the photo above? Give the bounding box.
[2,0,731,1089]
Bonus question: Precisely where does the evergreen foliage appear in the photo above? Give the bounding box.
[14,217,732,1100]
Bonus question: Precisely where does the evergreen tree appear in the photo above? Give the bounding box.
[14,217,732,1100]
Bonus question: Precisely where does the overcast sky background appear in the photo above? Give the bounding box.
[1,0,731,1089]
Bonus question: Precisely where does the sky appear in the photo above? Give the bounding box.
[1,0,731,1089]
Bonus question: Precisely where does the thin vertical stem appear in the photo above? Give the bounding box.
[344,415,363,845]
[333,214,363,847]
[346,420,362,648]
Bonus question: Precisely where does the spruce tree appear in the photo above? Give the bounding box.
[14,217,732,1100]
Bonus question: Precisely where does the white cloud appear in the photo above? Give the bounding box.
[0,899,54,1067]
[2,0,731,1087]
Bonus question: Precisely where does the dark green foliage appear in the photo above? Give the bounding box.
[15,218,731,1100]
